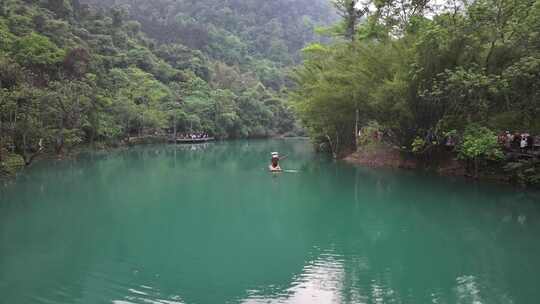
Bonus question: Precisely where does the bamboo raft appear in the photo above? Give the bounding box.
[169,137,215,144]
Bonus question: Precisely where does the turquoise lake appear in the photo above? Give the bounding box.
[1,139,540,304]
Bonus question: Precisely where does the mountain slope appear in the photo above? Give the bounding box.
[0,0,332,167]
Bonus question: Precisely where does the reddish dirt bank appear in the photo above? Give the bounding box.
[343,147,417,169]
[343,145,467,177]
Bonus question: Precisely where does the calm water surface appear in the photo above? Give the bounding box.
[1,139,540,304]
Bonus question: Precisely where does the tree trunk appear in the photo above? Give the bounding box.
[0,119,3,162]
[474,157,479,179]
[139,112,144,137]
[173,113,177,139]
[55,132,64,155]
[335,131,340,158]
[21,137,43,166]
[325,133,338,159]
[354,108,359,148]
[24,144,43,166]
[346,0,357,42]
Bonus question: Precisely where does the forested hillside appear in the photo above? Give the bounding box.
[0,0,333,171]
[82,0,335,67]
[292,0,540,184]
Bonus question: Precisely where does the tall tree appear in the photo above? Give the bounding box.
[332,0,369,41]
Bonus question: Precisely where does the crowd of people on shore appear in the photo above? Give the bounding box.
[177,133,211,140]
[499,131,539,153]
[359,127,539,154]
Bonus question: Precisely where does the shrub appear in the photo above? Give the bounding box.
[458,125,503,177]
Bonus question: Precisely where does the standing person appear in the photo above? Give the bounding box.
[498,132,506,146]
[446,135,454,147]
[526,134,533,152]
[269,152,286,172]
[513,132,521,149]
[520,135,528,153]
[505,131,513,150]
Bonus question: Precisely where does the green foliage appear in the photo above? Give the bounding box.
[0,20,15,51]
[292,0,539,171]
[7,14,33,35]
[0,153,25,176]
[11,32,65,68]
[1,0,316,168]
[412,137,426,154]
[358,121,384,147]
[458,125,503,161]
[83,0,335,64]
[156,44,209,80]
[0,55,23,89]
[291,40,410,155]
[46,0,73,18]
[504,160,540,186]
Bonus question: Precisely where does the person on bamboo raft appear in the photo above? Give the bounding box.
[269,152,286,171]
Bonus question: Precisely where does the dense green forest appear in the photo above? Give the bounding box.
[292,0,540,184]
[0,0,334,172]
[2,0,539,184]
[82,0,336,66]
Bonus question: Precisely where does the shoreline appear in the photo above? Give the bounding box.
[1,135,306,179]
[342,145,526,186]
[4,138,534,188]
